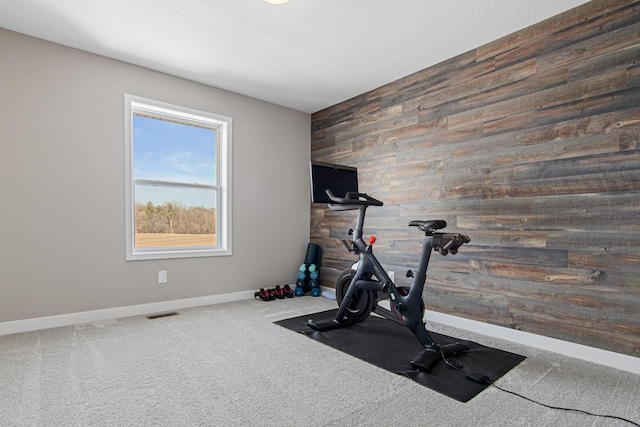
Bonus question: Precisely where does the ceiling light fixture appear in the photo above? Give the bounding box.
[264,0,290,4]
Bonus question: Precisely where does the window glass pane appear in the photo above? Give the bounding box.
[133,115,216,185]
[134,185,217,248]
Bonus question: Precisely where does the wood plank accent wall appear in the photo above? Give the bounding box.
[310,0,640,357]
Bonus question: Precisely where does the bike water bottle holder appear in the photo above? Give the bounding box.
[341,239,359,254]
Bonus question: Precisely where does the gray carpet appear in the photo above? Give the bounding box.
[1,297,638,426]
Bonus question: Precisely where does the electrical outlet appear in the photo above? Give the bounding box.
[158,270,168,284]
[388,270,395,282]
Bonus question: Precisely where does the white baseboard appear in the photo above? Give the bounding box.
[0,290,256,337]
[426,311,640,375]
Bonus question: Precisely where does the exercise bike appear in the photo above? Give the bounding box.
[307,190,471,372]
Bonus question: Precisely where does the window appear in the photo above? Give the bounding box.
[125,95,231,260]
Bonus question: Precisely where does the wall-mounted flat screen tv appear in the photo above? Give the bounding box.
[310,161,358,204]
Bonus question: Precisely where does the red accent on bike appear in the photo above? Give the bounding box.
[369,236,377,244]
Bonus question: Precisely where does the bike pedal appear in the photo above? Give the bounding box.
[410,348,440,372]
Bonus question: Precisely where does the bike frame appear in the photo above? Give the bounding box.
[307,190,471,372]
[334,202,439,349]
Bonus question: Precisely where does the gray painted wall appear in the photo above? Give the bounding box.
[0,28,311,322]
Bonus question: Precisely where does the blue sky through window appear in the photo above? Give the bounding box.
[133,115,217,208]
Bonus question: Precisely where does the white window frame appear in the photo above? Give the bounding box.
[124,94,232,260]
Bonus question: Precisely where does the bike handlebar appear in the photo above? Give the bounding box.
[326,189,384,208]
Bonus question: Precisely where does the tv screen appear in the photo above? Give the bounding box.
[310,161,358,204]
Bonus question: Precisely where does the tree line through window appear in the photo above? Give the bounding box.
[134,201,217,248]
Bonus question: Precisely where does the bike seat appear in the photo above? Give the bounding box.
[408,220,447,234]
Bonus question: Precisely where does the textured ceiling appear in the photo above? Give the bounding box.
[0,0,589,113]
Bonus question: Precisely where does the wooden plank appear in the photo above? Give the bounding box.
[568,42,640,82]
[478,0,640,64]
[376,51,480,108]
[403,59,535,113]
[447,68,629,132]
[537,18,640,75]
[482,261,606,286]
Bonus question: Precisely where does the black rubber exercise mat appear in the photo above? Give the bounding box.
[275,309,525,402]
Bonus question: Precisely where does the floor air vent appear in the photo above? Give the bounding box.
[145,312,179,319]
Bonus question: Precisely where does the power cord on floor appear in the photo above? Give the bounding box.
[465,372,640,426]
